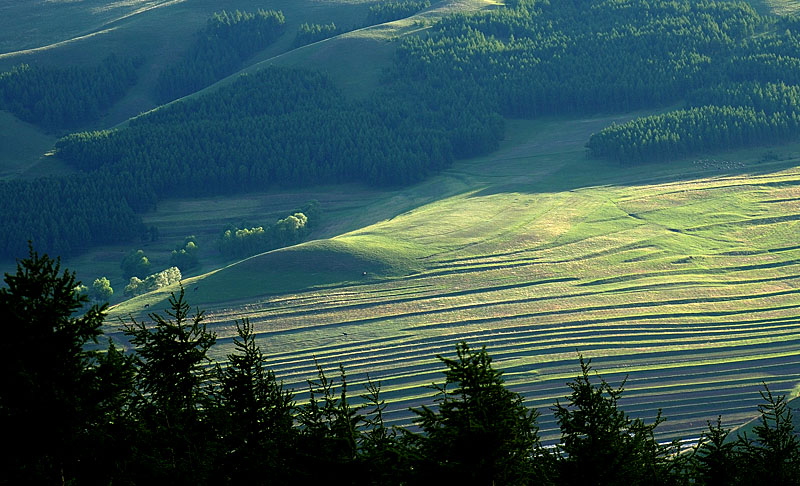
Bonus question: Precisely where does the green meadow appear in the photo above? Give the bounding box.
[106,114,800,442]
[1,0,799,444]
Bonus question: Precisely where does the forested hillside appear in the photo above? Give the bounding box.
[395,0,759,115]
[0,55,139,129]
[0,63,500,257]
[57,67,459,193]
[393,0,800,161]
[5,0,800,259]
[0,175,141,258]
[154,9,286,103]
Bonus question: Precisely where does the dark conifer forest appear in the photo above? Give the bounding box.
[294,22,344,47]
[154,9,286,103]
[0,55,139,129]
[2,249,799,485]
[5,0,800,258]
[366,0,432,24]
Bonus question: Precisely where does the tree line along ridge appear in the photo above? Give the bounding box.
[3,0,800,259]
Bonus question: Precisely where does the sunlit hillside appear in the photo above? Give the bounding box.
[107,115,800,442]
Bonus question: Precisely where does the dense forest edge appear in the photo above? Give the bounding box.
[293,0,432,47]
[5,0,800,260]
[154,9,286,104]
[0,54,139,130]
[3,248,799,485]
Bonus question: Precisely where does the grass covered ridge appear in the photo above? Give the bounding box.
[107,115,800,442]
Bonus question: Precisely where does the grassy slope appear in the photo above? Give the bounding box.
[0,0,384,168]
[107,115,800,443]
[0,0,182,55]
[3,0,799,444]
[746,0,800,16]
[0,0,494,288]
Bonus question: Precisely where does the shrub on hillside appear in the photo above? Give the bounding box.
[170,236,199,272]
[91,277,114,302]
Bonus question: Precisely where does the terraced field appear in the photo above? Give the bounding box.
[108,115,800,443]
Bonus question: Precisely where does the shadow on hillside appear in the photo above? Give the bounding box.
[470,156,800,198]
[442,111,800,198]
[103,115,800,317]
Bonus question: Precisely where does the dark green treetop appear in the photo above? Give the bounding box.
[0,246,128,484]
[554,356,682,486]
[409,341,547,485]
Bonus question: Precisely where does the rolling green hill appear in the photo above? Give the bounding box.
[2,0,800,445]
[106,115,800,442]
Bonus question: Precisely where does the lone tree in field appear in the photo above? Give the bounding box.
[120,248,151,279]
[409,342,548,485]
[91,276,114,301]
[170,236,200,272]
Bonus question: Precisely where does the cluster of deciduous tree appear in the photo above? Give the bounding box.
[293,22,343,47]
[366,0,431,24]
[124,265,182,296]
[3,249,800,485]
[120,249,152,279]
[154,9,285,103]
[0,54,139,128]
[219,201,319,258]
[170,236,200,272]
[90,277,114,301]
